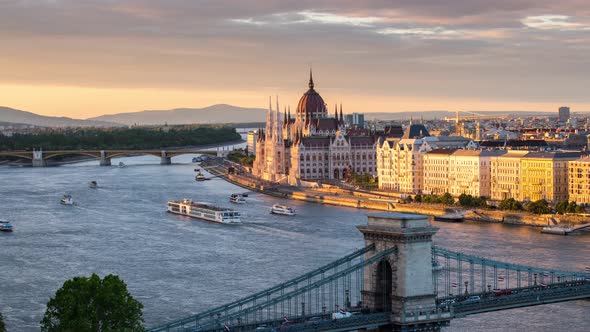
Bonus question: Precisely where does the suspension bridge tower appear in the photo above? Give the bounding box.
[358,213,451,331]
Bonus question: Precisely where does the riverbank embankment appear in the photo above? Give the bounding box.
[204,161,589,231]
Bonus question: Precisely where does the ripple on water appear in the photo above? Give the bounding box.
[1,154,589,332]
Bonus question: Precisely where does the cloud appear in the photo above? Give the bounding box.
[522,15,590,30]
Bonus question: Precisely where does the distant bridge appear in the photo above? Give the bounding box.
[149,213,590,332]
[0,149,227,167]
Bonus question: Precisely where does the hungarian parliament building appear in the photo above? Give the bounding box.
[253,72,378,185]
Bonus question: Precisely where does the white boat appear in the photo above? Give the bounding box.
[270,204,296,216]
[192,156,203,163]
[60,194,74,205]
[230,193,246,204]
[0,220,13,232]
[167,199,241,224]
[118,162,126,168]
[195,171,206,181]
[89,181,98,189]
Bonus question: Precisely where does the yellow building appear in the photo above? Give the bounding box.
[520,152,581,202]
[568,156,590,204]
[490,151,529,201]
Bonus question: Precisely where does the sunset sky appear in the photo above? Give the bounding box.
[2,0,590,118]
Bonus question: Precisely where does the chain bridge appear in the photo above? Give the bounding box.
[149,213,590,332]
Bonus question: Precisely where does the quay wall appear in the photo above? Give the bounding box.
[207,163,589,229]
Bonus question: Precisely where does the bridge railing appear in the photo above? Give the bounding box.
[452,280,590,316]
[149,244,379,332]
[175,246,397,332]
[432,246,590,298]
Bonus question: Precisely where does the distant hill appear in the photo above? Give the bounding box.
[88,104,268,126]
[0,106,123,128]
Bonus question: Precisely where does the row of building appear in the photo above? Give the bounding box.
[378,140,590,203]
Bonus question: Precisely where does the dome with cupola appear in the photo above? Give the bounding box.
[296,70,327,119]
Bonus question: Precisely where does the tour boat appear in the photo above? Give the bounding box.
[270,204,296,216]
[89,180,98,189]
[230,193,246,204]
[192,157,203,163]
[60,194,74,205]
[195,171,206,181]
[0,220,13,232]
[167,199,241,224]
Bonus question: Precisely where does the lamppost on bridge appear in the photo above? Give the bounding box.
[464,281,469,296]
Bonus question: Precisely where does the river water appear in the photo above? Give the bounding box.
[1,152,589,331]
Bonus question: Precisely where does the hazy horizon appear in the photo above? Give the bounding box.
[2,1,590,118]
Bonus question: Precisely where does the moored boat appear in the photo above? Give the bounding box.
[270,204,296,216]
[230,193,246,204]
[167,199,241,224]
[434,213,464,223]
[0,220,13,232]
[60,194,74,205]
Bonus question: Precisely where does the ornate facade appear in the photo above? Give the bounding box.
[253,71,377,185]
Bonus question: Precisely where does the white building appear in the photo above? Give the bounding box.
[490,151,529,201]
[247,130,258,155]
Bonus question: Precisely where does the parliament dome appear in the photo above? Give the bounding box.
[296,70,327,118]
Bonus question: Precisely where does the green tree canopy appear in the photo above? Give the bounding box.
[0,311,6,332]
[41,274,144,332]
[458,194,488,208]
[440,192,455,205]
[525,199,552,214]
[498,198,523,211]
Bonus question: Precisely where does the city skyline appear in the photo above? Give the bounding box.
[2,0,590,118]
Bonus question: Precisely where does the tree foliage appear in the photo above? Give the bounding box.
[440,192,455,205]
[41,274,144,332]
[0,311,6,332]
[0,126,240,151]
[498,198,523,211]
[555,200,585,214]
[524,199,552,214]
[458,194,487,208]
[227,149,255,166]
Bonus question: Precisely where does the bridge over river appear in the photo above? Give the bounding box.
[0,149,223,166]
[150,213,590,332]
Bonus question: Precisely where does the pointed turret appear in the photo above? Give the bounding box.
[339,106,343,123]
[308,68,314,90]
[284,106,287,125]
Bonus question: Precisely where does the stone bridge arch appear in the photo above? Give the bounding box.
[358,213,449,331]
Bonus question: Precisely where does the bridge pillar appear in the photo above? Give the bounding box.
[357,213,451,331]
[160,150,171,165]
[32,150,46,167]
[99,150,111,166]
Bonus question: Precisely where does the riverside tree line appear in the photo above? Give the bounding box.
[0,125,241,151]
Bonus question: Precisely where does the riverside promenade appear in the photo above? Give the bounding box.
[202,159,590,229]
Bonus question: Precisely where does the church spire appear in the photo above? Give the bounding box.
[339,107,343,123]
[308,68,314,89]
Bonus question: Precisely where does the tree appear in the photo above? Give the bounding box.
[525,199,552,214]
[41,274,144,332]
[0,311,6,332]
[440,192,455,205]
[414,194,422,203]
[555,200,569,214]
[498,198,523,211]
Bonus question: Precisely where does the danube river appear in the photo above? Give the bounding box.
[1,154,589,331]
